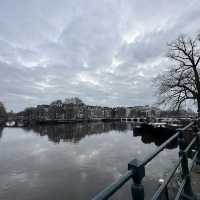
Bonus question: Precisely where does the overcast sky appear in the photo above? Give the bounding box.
[1,0,200,111]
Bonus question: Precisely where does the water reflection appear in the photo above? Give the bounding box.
[0,123,180,200]
[133,128,178,149]
[0,127,3,138]
[24,122,131,144]
[23,122,178,150]
[0,122,180,149]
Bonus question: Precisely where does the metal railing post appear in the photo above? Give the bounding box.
[128,159,145,200]
[178,131,196,200]
[193,120,200,165]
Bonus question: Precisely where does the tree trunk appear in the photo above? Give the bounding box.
[197,96,200,117]
[192,65,200,117]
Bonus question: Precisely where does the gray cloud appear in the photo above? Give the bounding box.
[1,0,200,111]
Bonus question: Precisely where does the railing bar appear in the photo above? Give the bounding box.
[142,132,179,166]
[165,186,170,200]
[92,170,133,200]
[184,137,197,153]
[93,119,199,200]
[178,121,194,131]
[151,158,182,200]
[174,178,187,200]
[189,151,199,172]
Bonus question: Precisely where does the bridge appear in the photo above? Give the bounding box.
[120,117,193,124]
[93,118,200,200]
[120,117,147,123]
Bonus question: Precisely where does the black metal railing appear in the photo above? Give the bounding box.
[92,119,200,200]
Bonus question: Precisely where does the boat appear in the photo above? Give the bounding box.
[148,122,167,128]
[5,121,16,127]
[133,122,178,136]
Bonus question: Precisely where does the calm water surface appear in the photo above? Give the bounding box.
[0,123,179,200]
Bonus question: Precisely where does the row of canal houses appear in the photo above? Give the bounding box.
[15,98,160,122]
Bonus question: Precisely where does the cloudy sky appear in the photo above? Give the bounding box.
[1,0,200,111]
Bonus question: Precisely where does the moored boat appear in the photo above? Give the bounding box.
[133,122,179,136]
[5,121,16,127]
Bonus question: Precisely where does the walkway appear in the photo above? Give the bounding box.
[192,164,200,199]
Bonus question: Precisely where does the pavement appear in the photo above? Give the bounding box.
[191,164,200,200]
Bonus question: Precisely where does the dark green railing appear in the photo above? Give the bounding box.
[92,119,200,200]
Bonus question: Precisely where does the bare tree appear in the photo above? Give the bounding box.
[156,34,200,115]
[0,101,7,122]
[0,102,6,114]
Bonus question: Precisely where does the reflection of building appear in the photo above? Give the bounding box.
[29,122,129,144]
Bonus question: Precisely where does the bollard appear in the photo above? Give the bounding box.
[158,179,169,200]
[128,159,145,200]
[193,120,200,165]
[178,131,196,200]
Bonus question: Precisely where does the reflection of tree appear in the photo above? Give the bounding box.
[26,122,129,144]
[133,128,178,149]
[141,132,178,149]
[133,128,196,150]
[0,127,3,139]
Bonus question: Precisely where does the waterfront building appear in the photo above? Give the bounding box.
[36,105,50,120]
[23,107,37,122]
[63,103,81,119]
[48,101,65,120]
[112,107,126,118]
[86,105,104,119]
[15,111,26,121]
[103,107,112,119]
[125,105,161,118]
[14,97,193,123]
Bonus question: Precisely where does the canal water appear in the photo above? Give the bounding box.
[0,123,179,200]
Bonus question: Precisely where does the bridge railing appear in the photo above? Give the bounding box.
[92,119,200,200]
